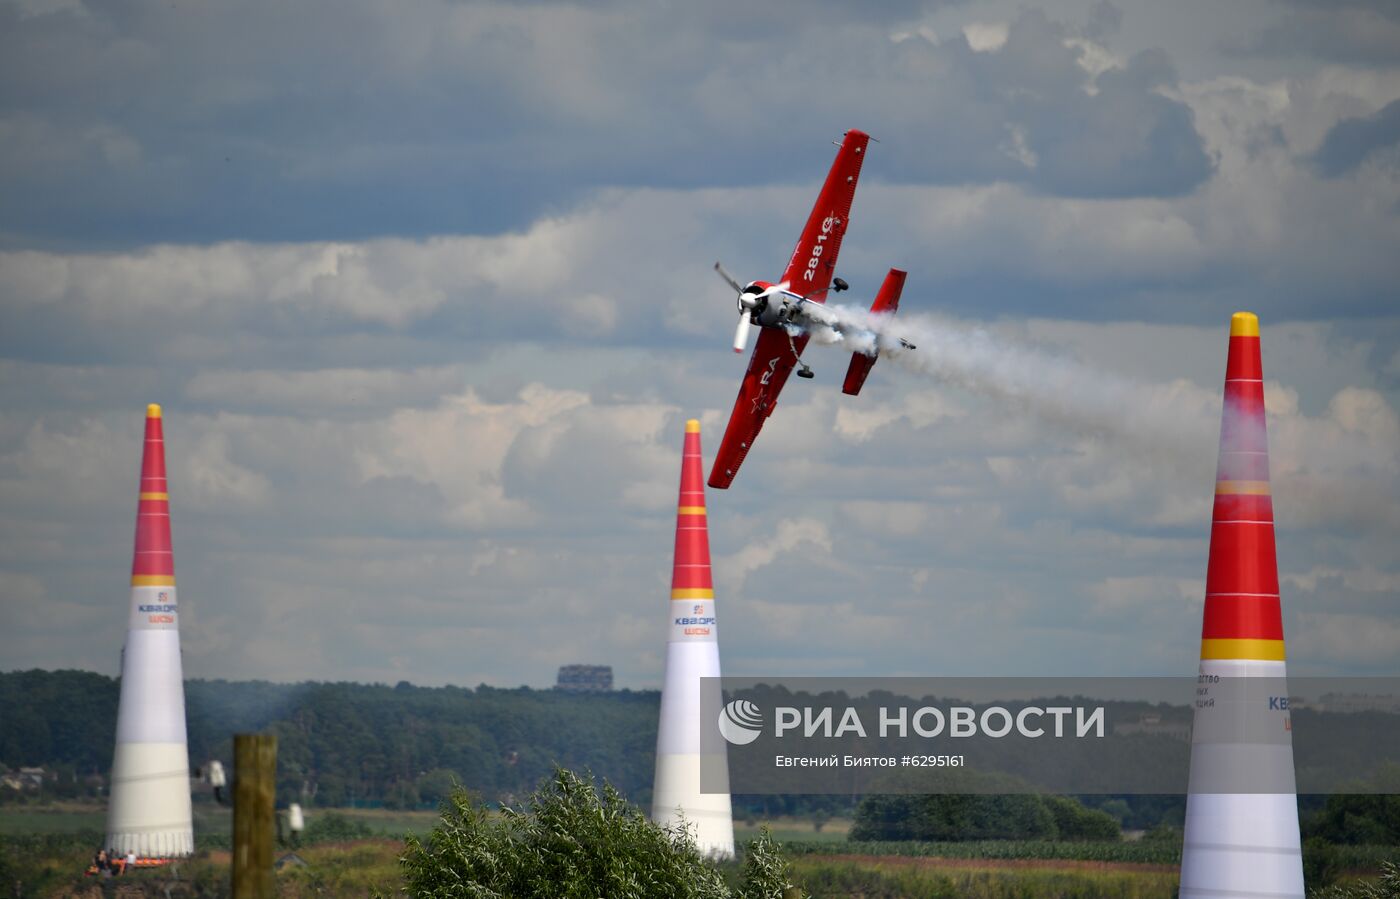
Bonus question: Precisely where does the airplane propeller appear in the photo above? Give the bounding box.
[717,262,786,353]
[713,261,743,294]
[715,262,755,352]
[732,312,753,353]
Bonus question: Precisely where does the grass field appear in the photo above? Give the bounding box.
[3,804,1392,898]
[0,803,442,839]
[323,806,444,837]
[7,834,1181,899]
[0,804,106,834]
[0,805,850,842]
[735,816,852,845]
[791,855,1181,899]
[0,837,406,898]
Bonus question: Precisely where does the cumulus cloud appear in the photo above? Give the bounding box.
[184,366,471,415]
[1226,1,1400,65]
[1294,612,1400,669]
[1,316,1396,682]
[0,0,1397,685]
[0,0,1221,247]
[1312,97,1400,176]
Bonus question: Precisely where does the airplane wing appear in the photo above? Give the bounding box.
[778,129,870,301]
[707,129,871,490]
[708,328,811,489]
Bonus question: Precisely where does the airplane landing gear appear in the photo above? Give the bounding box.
[787,330,814,380]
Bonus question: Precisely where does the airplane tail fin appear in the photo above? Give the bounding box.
[842,268,906,396]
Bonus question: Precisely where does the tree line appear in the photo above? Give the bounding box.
[0,669,660,810]
[4,668,1396,849]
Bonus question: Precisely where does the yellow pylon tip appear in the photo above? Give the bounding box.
[146,403,162,419]
[685,419,701,433]
[1230,312,1260,337]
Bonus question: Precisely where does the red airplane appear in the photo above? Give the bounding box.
[708,128,913,489]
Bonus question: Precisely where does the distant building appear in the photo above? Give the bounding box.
[1,767,47,791]
[555,665,613,693]
[1311,693,1400,714]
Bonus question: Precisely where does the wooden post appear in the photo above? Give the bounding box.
[232,733,277,899]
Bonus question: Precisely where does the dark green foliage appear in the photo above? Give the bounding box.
[416,769,462,806]
[851,793,1055,841]
[783,838,1400,873]
[734,794,856,823]
[0,832,106,897]
[1305,782,1400,846]
[851,793,1118,842]
[793,859,1172,899]
[1042,795,1121,840]
[402,769,790,899]
[788,837,1179,863]
[0,671,840,819]
[1140,822,1183,844]
[1095,798,1132,824]
[383,780,423,810]
[302,811,374,843]
[1312,862,1400,899]
[1,671,661,810]
[0,670,118,771]
[1305,835,1344,889]
[738,827,805,899]
[1078,794,1185,830]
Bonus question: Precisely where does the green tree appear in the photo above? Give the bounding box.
[851,792,1119,842]
[738,827,806,899]
[384,779,422,810]
[1141,822,1183,844]
[1303,835,1343,889]
[301,810,373,843]
[401,769,798,899]
[1312,861,1400,899]
[1306,793,1400,846]
[1043,795,1120,840]
[415,768,461,806]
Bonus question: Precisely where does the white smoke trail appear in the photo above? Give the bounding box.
[809,304,1400,533]
[814,303,1219,475]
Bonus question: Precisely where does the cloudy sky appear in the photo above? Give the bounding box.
[1,0,1397,687]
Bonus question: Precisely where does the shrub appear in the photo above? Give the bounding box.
[401,768,800,899]
[852,793,1119,842]
[1312,861,1400,899]
[1304,836,1342,890]
[303,810,374,843]
[1043,795,1120,841]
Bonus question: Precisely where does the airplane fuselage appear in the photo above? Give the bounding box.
[741,281,825,331]
[710,128,908,490]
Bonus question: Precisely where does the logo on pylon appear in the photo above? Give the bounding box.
[718,700,763,745]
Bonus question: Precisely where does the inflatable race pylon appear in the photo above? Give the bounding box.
[1179,314,1303,897]
[651,419,735,858]
[105,404,194,858]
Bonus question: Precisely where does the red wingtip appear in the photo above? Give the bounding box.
[1200,313,1284,661]
[670,419,714,598]
[131,404,175,587]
